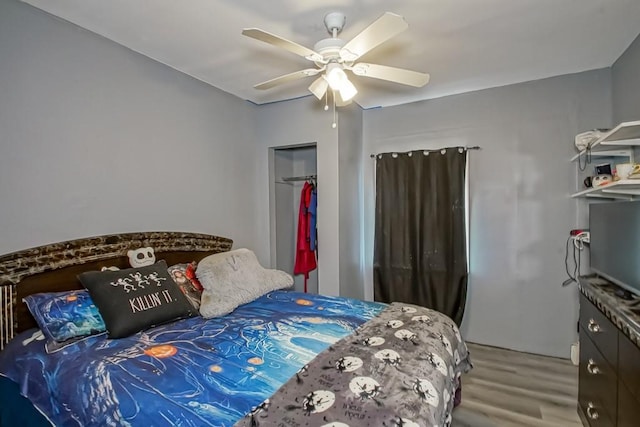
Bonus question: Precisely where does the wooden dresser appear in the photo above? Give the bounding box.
[578,278,640,426]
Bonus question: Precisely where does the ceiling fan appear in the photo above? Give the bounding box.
[242,12,430,107]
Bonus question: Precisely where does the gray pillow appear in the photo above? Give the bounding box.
[197,248,293,318]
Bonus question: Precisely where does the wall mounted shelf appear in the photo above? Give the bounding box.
[570,120,640,162]
[570,120,640,199]
[571,180,640,200]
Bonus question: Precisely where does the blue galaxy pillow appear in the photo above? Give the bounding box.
[23,290,106,353]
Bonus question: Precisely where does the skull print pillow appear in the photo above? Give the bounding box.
[78,260,195,338]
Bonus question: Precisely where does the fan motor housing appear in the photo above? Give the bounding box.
[314,37,346,61]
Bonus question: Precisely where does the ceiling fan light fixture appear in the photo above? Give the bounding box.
[325,63,357,101]
[325,63,347,89]
[243,11,427,108]
[338,78,358,102]
[309,76,329,100]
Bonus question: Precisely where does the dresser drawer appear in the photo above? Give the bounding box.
[579,329,617,426]
[580,294,618,370]
[618,380,640,427]
[618,331,640,402]
[579,400,615,427]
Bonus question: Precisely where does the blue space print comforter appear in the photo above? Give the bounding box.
[0,291,471,426]
[0,291,385,426]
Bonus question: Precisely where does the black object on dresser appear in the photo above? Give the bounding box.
[578,277,640,427]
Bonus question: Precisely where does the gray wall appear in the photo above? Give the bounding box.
[272,149,295,276]
[0,0,267,260]
[256,97,366,298]
[612,33,640,123]
[363,69,612,357]
[338,105,365,299]
[256,96,342,296]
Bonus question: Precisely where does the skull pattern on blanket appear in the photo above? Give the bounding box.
[234,303,472,427]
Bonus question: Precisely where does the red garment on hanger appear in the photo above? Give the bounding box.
[294,181,317,292]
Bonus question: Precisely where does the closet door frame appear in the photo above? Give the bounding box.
[269,143,318,293]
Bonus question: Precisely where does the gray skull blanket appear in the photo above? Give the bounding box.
[235,302,472,427]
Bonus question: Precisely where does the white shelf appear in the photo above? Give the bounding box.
[570,121,640,161]
[570,148,633,162]
[571,180,640,199]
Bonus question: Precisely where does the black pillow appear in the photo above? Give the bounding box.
[78,260,195,338]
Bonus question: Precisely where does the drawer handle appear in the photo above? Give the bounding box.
[587,359,600,374]
[587,402,599,420]
[588,319,601,333]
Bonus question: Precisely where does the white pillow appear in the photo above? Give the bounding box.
[197,248,293,318]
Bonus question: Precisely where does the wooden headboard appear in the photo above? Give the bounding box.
[0,231,233,349]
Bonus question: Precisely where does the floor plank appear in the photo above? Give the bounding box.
[457,342,582,427]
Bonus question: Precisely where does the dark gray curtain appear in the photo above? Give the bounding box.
[373,148,468,325]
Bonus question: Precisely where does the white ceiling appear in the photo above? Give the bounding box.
[21,0,640,109]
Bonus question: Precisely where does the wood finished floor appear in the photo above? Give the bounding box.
[457,342,582,427]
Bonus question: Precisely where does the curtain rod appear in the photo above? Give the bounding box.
[369,146,481,158]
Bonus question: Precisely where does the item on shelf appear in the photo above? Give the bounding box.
[594,163,612,176]
[574,129,607,151]
[592,174,613,187]
[571,120,640,199]
[616,163,635,180]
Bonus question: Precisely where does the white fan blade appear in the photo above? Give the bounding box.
[350,63,430,87]
[242,28,324,62]
[309,76,329,100]
[339,12,408,62]
[254,69,321,90]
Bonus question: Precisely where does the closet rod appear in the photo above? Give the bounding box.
[369,146,481,158]
[280,175,317,182]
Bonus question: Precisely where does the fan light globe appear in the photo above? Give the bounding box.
[325,63,358,102]
[338,79,357,102]
[325,63,347,89]
[309,77,329,100]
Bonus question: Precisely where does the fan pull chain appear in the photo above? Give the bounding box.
[332,91,337,129]
[324,90,329,111]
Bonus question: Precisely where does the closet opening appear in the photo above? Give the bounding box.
[269,143,318,294]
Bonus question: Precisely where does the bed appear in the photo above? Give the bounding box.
[0,232,471,427]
